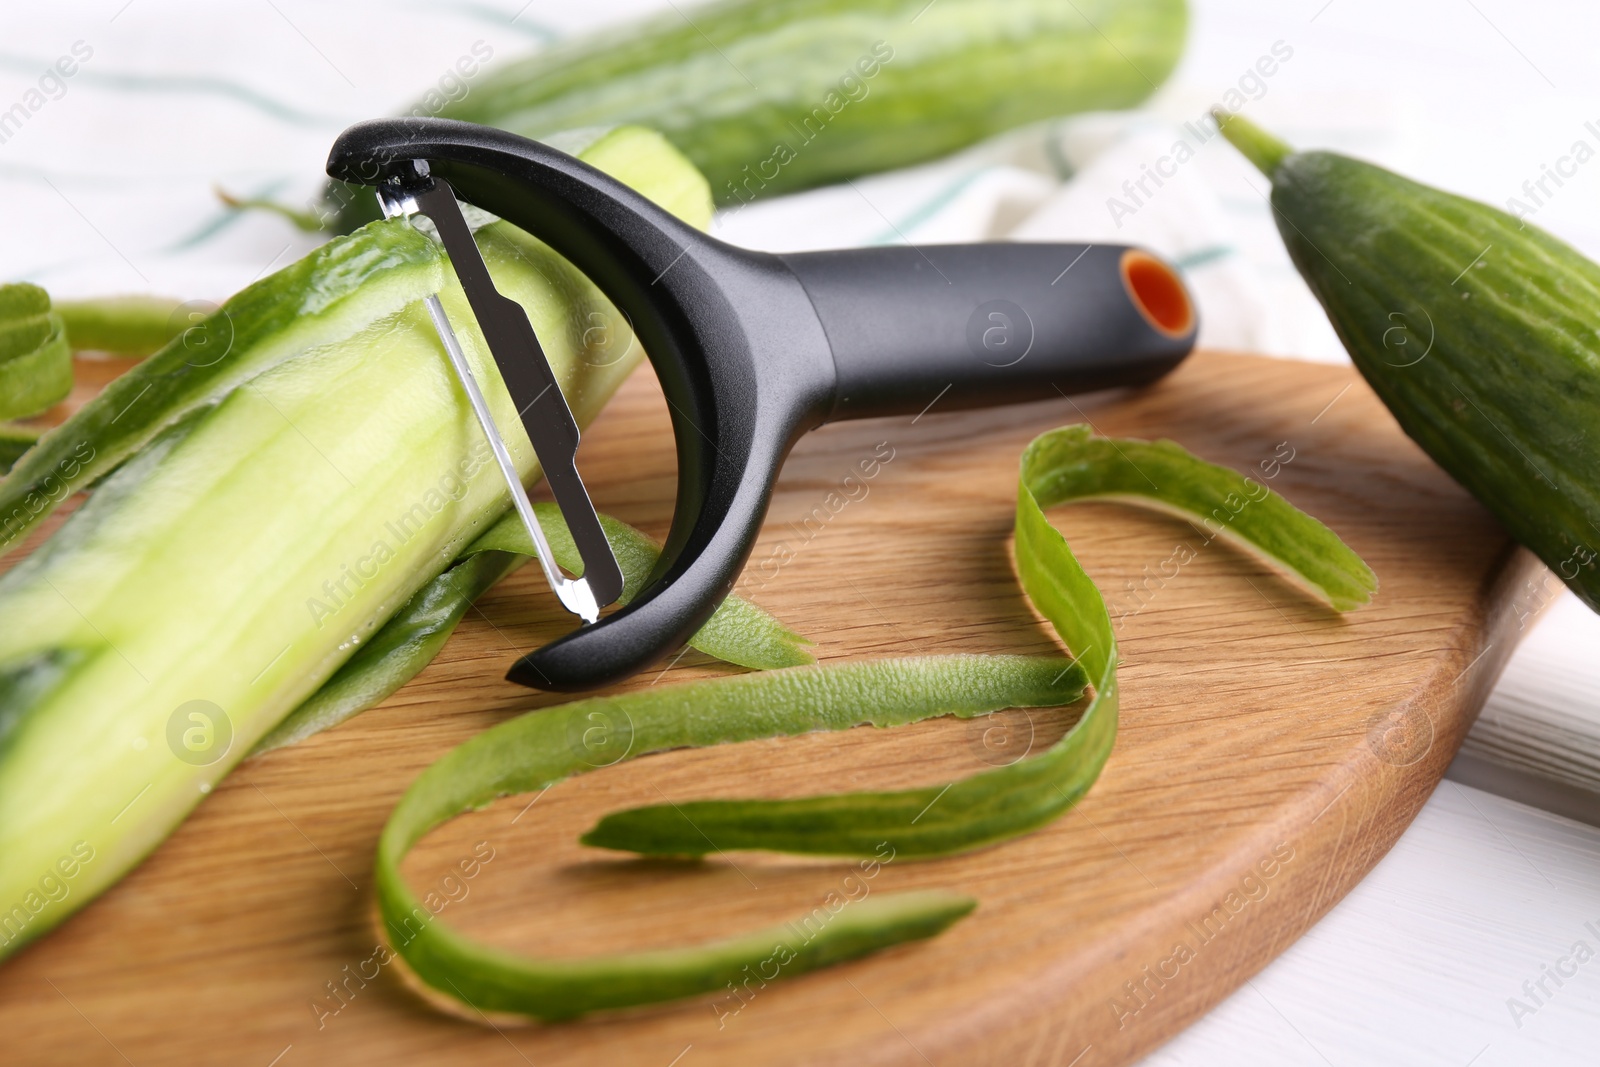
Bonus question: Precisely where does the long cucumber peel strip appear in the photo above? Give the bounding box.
[376,424,1372,1020]
[584,424,1375,857]
[376,655,1081,1021]
[256,504,811,753]
[0,284,72,422]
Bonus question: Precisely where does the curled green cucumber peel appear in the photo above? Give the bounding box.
[376,425,1374,1022]
[0,283,71,423]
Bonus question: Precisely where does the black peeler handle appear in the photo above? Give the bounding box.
[784,243,1194,421]
[327,119,1196,692]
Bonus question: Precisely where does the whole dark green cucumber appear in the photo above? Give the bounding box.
[327,0,1187,231]
[1219,113,1600,611]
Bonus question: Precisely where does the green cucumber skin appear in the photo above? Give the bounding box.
[0,128,710,960]
[332,0,1187,229]
[1267,151,1600,609]
[0,224,444,554]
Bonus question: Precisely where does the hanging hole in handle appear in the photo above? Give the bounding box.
[1120,250,1195,339]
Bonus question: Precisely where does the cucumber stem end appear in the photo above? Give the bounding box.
[1213,109,1293,178]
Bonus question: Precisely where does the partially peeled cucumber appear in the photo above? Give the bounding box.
[1219,113,1600,611]
[0,126,711,959]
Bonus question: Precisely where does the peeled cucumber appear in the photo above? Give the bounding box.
[0,126,711,958]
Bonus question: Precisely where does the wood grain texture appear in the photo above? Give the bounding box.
[0,352,1541,1066]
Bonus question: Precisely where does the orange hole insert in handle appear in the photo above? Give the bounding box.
[1120,250,1195,339]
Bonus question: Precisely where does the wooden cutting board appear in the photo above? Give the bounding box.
[1,352,1544,1066]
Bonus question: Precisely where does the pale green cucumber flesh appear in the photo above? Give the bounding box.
[254,500,812,755]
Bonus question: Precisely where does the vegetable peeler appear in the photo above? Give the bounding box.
[326,118,1197,693]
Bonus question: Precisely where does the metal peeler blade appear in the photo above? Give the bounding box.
[375,176,623,624]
